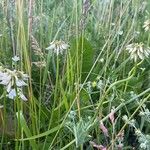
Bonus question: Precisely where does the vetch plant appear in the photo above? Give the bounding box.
[65,115,93,148]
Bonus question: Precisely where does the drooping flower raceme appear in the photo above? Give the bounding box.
[46,40,69,55]
[126,43,150,62]
[143,19,150,32]
[0,67,28,101]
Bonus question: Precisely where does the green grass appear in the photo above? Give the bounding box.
[0,0,150,149]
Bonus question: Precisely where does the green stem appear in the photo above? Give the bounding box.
[60,139,76,150]
[43,55,59,150]
[93,66,136,120]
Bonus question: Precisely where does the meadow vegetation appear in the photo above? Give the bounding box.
[0,0,150,149]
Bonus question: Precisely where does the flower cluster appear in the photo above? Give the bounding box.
[46,40,69,55]
[0,67,28,101]
[126,43,150,62]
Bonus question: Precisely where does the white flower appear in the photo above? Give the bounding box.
[0,72,11,85]
[140,142,147,149]
[135,129,142,136]
[16,79,27,87]
[0,68,28,101]
[12,56,20,62]
[97,80,104,89]
[122,115,128,122]
[0,105,3,109]
[18,89,27,101]
[126,43,150,62]
[19,92,27,101]
[118,30,123,35]
[99,58,104,63]
[111,23,115,26]
[143,19,150,32]
[8,88,16,99]
[46,40,69,55]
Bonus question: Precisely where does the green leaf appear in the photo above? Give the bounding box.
[80,37,95,82]
[70,36,95,82]
[15,123,61,141]
[16,111,38,150]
